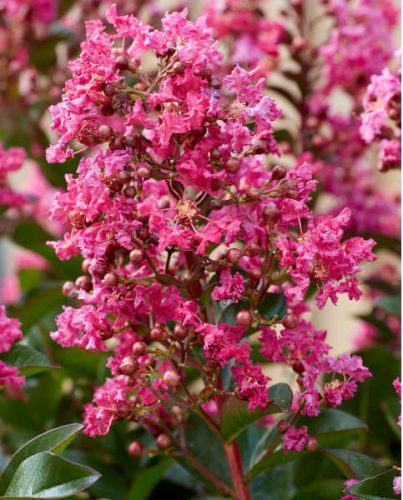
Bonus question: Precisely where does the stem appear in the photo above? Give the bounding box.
[224,441,251,500]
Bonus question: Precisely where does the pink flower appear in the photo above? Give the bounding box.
[283,425,309,453]
[212,269,245,303]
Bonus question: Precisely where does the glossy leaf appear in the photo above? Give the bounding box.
[378,296,401,319]
[2,451,100,498]
[257,293,287,321]
[221,383,292,443]
[323,449,384,480]
[247,410,367,482]
[0,424,83,494]
[345,469,399,499]
[0,345,55,377]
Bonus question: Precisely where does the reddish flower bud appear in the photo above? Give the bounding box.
[128,441,144,457]
[156,433,172,449]
[132,341,148,356]
[226,247,242,264]
[137,166,151,179]
[75,275,92,292]
[69,210,86,229]
[271,165,287,181]
[277,420,291,434]
[163,370,181,388]
[305,437,318,452]
[173,323,188,339]
[103,272,118,287]
[225,157,240,173]
[293,360,305,374]
[120,356,138,375]
[243,243,260,257]
[130,248,145,263]
[282,313,299,329]
[81,259,91,274]
[123,185,136,198]
[150,326,164,342]
[236,310,253,326]
[62,281,76,297]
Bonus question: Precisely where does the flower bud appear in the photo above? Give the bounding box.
[150,326,164,341]
[163,370,181,388]
[282,313,299,329]
[75,275,92,292]
[226,247,242,264]
[120,356,138,375]
[132,341,148,356]
[130,248,145,263]
[103,272,118,287]
[305,437,318,452]
[293,360,305,374]
[128,441,144,457]
[271,165,287,181]
[156,433,172,449]
[225,157,240,173]
[236,310,253,326]
[62,281,76,297]
[173,323,188,339]
[277,420,291,434]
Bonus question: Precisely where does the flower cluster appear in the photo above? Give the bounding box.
[360,63,401,171]
[204,0,284,73]
[0,306,24,393]
[46,4,375,449]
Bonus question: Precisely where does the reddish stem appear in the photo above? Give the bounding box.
[224,441,251,500]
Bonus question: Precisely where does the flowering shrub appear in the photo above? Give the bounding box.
[0,1,400,499]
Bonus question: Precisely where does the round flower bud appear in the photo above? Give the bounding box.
[156,433,172,449]
[103,272,118,287]
[69,210,86,229]
[75,275,92,292]
[173,323,188,339]
[81,258,91,274]
[226,247,242,264]
[277,420,291,434]
[236,310,253,326]
[120,356,138,375]
[263,204,280,224]
[225,157,240,173]
[62,281,75,297]
[130,248,145,263]
[97,124,113,141]
[123,185,136,198]
[132,341,148,356]
[144,356,157,370]
[163,370,181,388]
[292,360,305,374]
[137,166,151,179]
[282,313,299,329]
[128,441,144,457]
[150,326,164,342]
[271,165,287,181]
[243,243,260,257]
[210,148,222,161]
[305,437,318,452]
[250,268,263,281]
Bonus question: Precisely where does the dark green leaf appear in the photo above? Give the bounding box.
[2,451,100,498]
[250,463,293,500]
[346,469,399,499]
[323,449,384,480]
[378,296,401,319]
[127,459,171,500]
[221,384,292,443]
[257,293,287,321]
[219,301,250,326]
[291,479,345,499]
[0,344,55,377]
[0,424,83,494]
[247,410,367,482]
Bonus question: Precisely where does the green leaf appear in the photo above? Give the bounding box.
[250,463,293,500]
[219,300,250,326]
[0,424,83,495]
[221,383,292,443]
[257,293,287,321]
[173,415,232,493]
[378,296,401,319]
[2,451,100,498]
[247,409,367,482]
[323,449,384,480]
[346,469,399,499]
[0,345,55,377]
[127,459,171,500]
[291,479,345,499]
